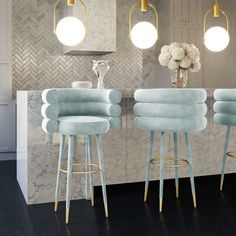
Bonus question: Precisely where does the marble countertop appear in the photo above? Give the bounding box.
[17,88,216,98]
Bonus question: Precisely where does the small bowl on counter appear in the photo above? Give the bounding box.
[72,81,93,89]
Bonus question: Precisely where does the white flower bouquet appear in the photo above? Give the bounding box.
[159,42,201,72]
[159,42,201,87]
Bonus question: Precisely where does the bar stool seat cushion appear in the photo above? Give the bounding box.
[58,116,110,135]
[135,116,207,132]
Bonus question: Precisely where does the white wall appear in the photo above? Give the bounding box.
[0,0,16,155]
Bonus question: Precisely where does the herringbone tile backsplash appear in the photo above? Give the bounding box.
[12,0,145,97]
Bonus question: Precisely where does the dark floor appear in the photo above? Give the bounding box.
[1,161,236,236]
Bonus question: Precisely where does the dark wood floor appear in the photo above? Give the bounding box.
[1,161,236,236]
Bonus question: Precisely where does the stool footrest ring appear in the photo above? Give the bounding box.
[226,151,236,158]
[151,157,189,168]
[60,163,101,175]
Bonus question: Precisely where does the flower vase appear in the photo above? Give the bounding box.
[171,69,188,88]
[92,60,110,89]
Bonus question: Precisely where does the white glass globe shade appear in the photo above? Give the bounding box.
[204,26,230,52]
[130,21,158,49]
[56,16,86,46]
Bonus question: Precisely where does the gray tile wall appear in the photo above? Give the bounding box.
[12,0,170,97]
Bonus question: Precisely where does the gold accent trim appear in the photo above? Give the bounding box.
[104,202,108,218]
[159,198,163,213]
[176,187,179,199]
[66,208,69,224]
[193,194,197,208]
[151,157,189,168]
[53,0,88,37]
[53,0,61,34]
[54,199,58,212]
[129,2,158,38]
[203,2,229,36]
[144,187,148,202]
[226,151,236,158]
[141,0,148,11]
[220,178,224,191]
[60,163,101,175]
[67,0,74,6]
[91,193,94,206]
[213,2,220,17]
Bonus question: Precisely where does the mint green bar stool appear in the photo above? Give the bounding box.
[41,88,121,224]
[214,89,236,191]
[134,89,207,212]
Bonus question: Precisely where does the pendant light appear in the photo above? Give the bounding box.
[53,0,87,46]
[129,0,158,49]
[203,0,229,52]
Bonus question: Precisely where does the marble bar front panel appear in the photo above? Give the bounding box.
[17,90,236,204]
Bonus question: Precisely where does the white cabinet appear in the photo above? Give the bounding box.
[0,0,15,154]
[63,0,116,55]
[170,0,203,87]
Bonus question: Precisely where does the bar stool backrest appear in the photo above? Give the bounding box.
[41,89,122,133]
[134,89,207,132]
[214,89,236,126]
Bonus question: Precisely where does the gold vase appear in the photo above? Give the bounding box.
[171,68,188,88]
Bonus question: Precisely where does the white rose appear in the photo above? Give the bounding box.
[159,53,171,66]
[179,56,192,69]
[181,43,190,52]
[169,42,180,52]
[188,46,200,61]
[161,45,170,54]
[171,47,185,61]
[167,59,179,70]
[190,62,201,72]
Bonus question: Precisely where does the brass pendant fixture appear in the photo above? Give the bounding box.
[203,0,229,52]
[129,0,158,49]
[53,0,87,46]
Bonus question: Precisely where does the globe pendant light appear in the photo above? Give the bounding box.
[203,0,229,52]
[129,0,158,49]
[53,0,87,46]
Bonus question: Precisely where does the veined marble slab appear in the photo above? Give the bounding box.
[16,89,236,204]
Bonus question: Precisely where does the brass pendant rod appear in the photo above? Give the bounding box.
[141,0,148,11]
[67,0,75,6]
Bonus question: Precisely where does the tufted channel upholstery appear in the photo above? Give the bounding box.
[134,89,207,132]
[41,88,122,224]
[41,88,122,134]
[214,89,236,126]
[134,88,208,213]
[213,89,236,191]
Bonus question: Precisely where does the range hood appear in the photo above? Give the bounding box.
[63,0,116,55]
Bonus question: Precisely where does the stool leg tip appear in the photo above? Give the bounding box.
[66,208,69,224]
[176,187,179,199]
[91,194,94,207]
[220,179,224,191]
[54,199,58,212]
[193,194,197,208]
[104,202,109,218]
[144,188,148,202]
[159,198,163,213]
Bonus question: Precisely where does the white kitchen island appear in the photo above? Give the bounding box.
[16,89,236,204]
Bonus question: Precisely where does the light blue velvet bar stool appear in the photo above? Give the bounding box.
[134,89,207,212]
[41,88,121,224]
[214,89,236,191]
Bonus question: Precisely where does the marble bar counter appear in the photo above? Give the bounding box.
[17,89,236,204]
